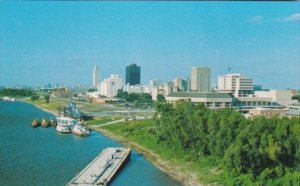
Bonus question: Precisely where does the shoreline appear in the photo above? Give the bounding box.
[21,100,59,117]
[93,127,203,186]
[22,100,204,186]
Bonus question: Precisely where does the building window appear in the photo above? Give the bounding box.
[206,102,212,108]
[225,102,231,108]
[215,102,222,108]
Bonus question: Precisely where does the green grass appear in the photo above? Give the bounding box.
[26,98,65,112]
[75,102,114,112]
[87,116,123,125]
[26,98,115,114]
[103,119,221,184]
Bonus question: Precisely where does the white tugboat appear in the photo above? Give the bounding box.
[71,124,90,137]
[56,117,78,133]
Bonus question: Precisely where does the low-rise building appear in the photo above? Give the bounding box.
[166,92,233,109]
[51,88,70,98]
[173,78,190,92]
[248,108,288,118]
[166,89,296,110]
[92,97,124,105]
[254,90,297,106]
[123,84,151,94]
[232,97,277,109]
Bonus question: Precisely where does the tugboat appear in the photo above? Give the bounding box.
[71,123,90,137]
[41,117,50,128]
[56,117,77,133]
[49,118,57,127]
[31,118,40,128]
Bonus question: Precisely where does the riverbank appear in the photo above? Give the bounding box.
[24,100,209,185]
[1,101,180,186]
[21,99,59,116]
[93,126,204,186]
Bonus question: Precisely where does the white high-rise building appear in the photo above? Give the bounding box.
[100,74,122,98]
[93,65,100,87]
[218,73,253,97]
[191,67,211,92]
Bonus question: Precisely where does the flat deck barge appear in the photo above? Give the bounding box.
[67,147,131,186]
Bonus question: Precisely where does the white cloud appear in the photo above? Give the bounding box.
[249,16,263,23]
[275,13,300,22]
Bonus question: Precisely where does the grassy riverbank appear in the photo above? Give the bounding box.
[24,98,115,117]
[97,119,221,186]
[87,116,123,125]
[25,98,64,114]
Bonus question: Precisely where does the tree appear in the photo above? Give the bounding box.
[88,88,97,92]
[157,94,166,102]
[116,89,128,100]
[30,95,39,101]
[44,94,50,103]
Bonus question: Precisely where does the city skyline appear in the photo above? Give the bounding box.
[0,2,299,89]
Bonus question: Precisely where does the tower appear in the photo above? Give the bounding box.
[93,65,100,87]
[191,67,211,92]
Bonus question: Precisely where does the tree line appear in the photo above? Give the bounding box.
[153,100,300,185]
[116,90,153,108]
[0,88,35,97]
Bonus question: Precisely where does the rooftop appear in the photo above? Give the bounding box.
[167,92,234,99]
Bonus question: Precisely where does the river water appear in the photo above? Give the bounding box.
[0,101,180,186]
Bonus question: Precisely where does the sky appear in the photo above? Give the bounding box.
[0,2,299,89]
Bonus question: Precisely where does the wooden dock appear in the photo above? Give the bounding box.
[67,147,131,186]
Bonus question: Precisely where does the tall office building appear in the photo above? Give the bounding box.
[126,64,141,85]
[93,65,100,87]
[218,73,253,97]
[191,67,211,92]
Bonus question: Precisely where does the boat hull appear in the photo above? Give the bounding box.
[71,131,89,137]
[56,125,71,133]
[31,124,40,128]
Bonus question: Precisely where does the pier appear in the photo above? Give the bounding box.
[67,147,131,186]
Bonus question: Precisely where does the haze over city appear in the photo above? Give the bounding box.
[0,2,299,89]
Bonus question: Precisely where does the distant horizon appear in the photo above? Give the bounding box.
[0,2,299,89]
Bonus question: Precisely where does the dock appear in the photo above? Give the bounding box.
[67,147,131,186]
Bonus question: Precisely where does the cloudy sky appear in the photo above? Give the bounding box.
[0,2,299,89]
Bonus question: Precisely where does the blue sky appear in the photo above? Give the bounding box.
[0,2,299,89]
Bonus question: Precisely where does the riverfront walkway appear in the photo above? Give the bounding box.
[89,116,150,130]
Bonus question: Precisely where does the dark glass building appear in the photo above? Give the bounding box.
[126,64,141,85]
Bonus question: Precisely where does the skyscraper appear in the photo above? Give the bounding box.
[191,67,211,92]
[126,63,141,85]
[93,65,100,87]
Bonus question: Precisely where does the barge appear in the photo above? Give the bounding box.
[67,147,131,186]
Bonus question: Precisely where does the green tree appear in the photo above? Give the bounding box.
[44,94,50,103]
[30,95,39,101]
[157,94,166,102]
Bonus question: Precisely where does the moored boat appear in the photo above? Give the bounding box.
[49,118,57,127]
[71,124,90,137]
[31,118,40,128]
[56,117,77,133]
[41,118,50,128]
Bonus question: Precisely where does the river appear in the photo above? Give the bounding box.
[0,101,181,186]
